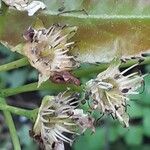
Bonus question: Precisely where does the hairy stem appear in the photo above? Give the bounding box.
[0,97,21,150]
[0,56,149,75]
[0,103,38,121]
[0,57,29,72]
[74,57,150,77]
[0,81,82,97]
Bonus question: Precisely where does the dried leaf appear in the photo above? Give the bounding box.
[0,0,150,63]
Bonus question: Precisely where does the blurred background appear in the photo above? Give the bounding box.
[0,43,150,150]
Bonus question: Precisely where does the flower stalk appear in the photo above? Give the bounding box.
[0,57,29,72]
[0,57,149,98]
[0,100,38,121]
[0,81,82,97]
[0,56,150,76]
[0,97,21,150]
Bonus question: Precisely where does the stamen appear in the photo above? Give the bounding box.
[121,63,138,75]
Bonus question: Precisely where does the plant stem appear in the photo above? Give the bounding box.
[0,97,21,150]
[0,57,150,97]
[0,56,150,75]
[0,57,29,72]
[0,81,82,97]
[74,57,150,77]
[0,103,37,121]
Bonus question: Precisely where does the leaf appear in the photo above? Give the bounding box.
[117,124,129,136]
[139,75,150,104]
[124,126,143,145]
[109,126,119,142]
[143,108,150,137]
[27,70,38,80]
[128,101,143,118]
[0,0,150,63]
[18,125,37,149]
[73,128,105,150]
[0,43,11,56]
[7,69,28,88]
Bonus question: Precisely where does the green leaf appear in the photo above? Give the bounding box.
[143,108,150,137]
[74,128,105,150]
[0,0,150,63]
[142,145,150,150]
[124,126,143,146]
[109,126,119,142]
[18,125,37,150]
[7,69,28,88]
[128,101,143,118]
[27,70,38,81]
[139,75,150,104]
[44,0,150,15]
[117,125,129,137]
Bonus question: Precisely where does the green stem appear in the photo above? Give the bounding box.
[0,97,21,150]
[0,81,82,97]
[1,56,150,75]
[0,57,29,72]
[0,57,150,97]
[0,103,37,121]
[74,57,150,77]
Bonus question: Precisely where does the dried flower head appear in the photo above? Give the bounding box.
[85,60,144,127]
[2,0,46,16]
[33,92,94,150]
[23,24,79,86]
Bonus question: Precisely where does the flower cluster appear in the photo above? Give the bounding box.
[0,1,148,150]
[33,92,94,150]
[2,0,46,16]
[86,60,143,127]
[23,24,79,86]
